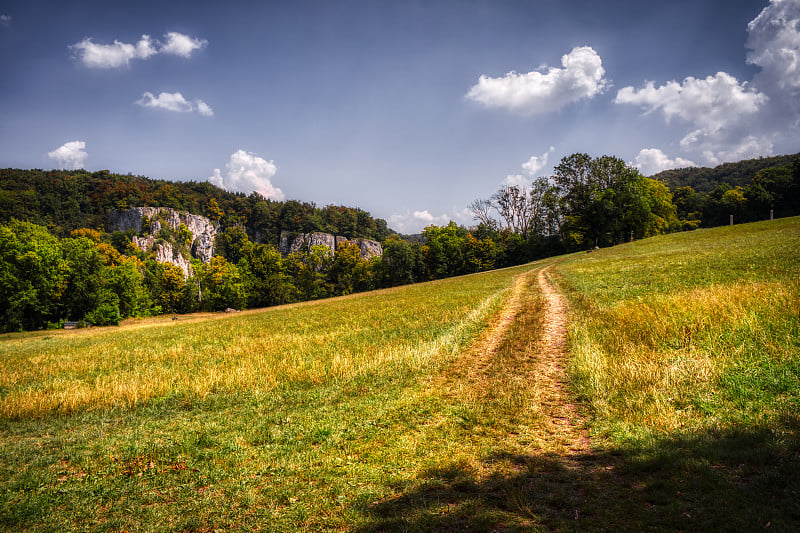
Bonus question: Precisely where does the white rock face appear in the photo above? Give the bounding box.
[109,207,218,277]
[278,230,382,260]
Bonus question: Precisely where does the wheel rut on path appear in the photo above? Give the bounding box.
[534,267,591,457]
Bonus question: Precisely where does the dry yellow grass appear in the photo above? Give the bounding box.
[0,264,531,419]
[559,218,800,436]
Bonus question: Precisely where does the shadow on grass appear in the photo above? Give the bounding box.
[355,423,800,532]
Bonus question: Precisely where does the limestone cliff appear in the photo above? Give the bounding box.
[108,207,218,277]
[279,230,382,260]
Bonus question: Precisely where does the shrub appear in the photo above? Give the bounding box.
[85,302,122,326]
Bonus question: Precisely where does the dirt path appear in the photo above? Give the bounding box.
[438,264,590,456]
[535,267,591,456]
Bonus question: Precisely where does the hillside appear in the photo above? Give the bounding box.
[2,217,797,530]
[0,168,394,244]
[652,152,798,193]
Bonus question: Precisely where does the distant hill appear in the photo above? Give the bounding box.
[0,168,395,244]
[653,153,799,194]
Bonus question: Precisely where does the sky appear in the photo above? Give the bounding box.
[1,0,799,233]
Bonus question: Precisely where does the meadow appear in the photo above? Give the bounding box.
[1,217,799,531]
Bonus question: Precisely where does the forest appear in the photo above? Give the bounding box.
[1,152,798,332]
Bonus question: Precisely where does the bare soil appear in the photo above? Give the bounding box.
[535,267,591,456]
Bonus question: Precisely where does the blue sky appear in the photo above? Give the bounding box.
[1,0,798,233]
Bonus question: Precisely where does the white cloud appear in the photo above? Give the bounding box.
[521,146,555,176]
[747,0,800,95]
[503,174,529,188]
[160,32,207,57]
[196,101,214,117]
[615,72,767,136]
[466,46,608,114]
[209,150,284,200]
[72,32,205,68]
[617,3,800,167]
[702,136,775,166]
[504,146,555,186]
[136,91,213,116]
[48,141,87,169]
[1,14,11,27]
[633,148,696,176]
[616,72,772,166]
[71,35,156,68]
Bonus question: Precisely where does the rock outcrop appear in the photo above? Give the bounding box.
[108,207,219,277]
[279,230,382,260]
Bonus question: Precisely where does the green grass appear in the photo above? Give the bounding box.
[2,218,799,531]
[1,263,544,531]
[556,217,800,437]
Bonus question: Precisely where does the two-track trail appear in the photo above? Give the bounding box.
[438,261,590,457]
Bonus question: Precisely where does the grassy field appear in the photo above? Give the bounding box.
[555,216,800,530]
[1,217,799,531]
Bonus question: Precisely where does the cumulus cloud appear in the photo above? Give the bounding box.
[1,14,11,27]
[503,174,529,188]
[633,148,696,176]
[466,46,608,114]
[618,1,800,166]
[136,91,213,116]
[702,136,776,167]
[48,141,87,169]
[209,150,284,200]
[747,0,800,95]
[71,35,156,68]
[615,72,767,138]
[71,32,205,68]
[161,32,207,57]
[504,146,555,187]
[195,101,214,117]
[521,146,555,176]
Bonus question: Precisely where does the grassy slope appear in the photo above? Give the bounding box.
[554,216,800,530]
[1,263,544,531]
[1,217,798,531]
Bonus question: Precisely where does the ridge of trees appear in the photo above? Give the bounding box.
[2,152,799,333]
[652,153,798,194]
[0,168,394,244]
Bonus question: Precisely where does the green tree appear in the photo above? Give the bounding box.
[378,237,415,286]
[242,243,295,307]
[464,234,497,273]
[284,247,331,301]
[215,226,253,264]
[0,221,68,331]
[328,243,369,295]
[61,236,106,321]
[421,222,467,279]
[106,257,152,317]
[156,263,186,313]
[197,256,248,311]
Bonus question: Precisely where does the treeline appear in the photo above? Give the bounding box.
[670,159,800,228]
[0,168,394,244]
[0,218,509,332]
[3,153,799,333]
[470,153,680,251]
[654,153,798,194]
[439,152,800,279]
